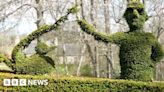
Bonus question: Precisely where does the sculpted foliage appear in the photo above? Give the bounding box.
[0,6,79,74]
[77,1,164,81]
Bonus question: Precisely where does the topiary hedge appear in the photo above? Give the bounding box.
[0,73,164,92]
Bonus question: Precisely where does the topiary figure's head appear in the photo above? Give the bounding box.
[35,40,56,55]
[124,0,148,32]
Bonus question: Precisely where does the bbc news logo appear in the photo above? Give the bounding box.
[3,79,48,86]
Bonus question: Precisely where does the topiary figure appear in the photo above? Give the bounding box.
[77,1,164,81]
[0,6,79,75]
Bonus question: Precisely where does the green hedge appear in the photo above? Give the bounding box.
[0,73,164,92]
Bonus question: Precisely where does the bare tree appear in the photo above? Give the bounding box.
[89,0,100,78]
[146,0,164,39]
[103,0,114,78]
[76,40,86,76]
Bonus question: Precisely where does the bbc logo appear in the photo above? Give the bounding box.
[3,79,26,86]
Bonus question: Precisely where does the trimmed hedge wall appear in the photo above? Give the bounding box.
[0,73,164,92]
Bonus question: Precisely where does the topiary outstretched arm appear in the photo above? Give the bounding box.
[77,19,125,44]
[11,6,79,63]
[151,41,164,63]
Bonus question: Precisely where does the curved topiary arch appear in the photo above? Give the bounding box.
[77,1,164,81]
[0,6,79,74]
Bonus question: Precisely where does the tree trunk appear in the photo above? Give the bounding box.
[35,0,44,42]
[76,44,86,76]
[80,0,85,19]
[78,0,99,77]
[106,44,114,78]
[63,44,69,75]
[90,0,99,78]
[85,41,99,77]
[35,0,44,28]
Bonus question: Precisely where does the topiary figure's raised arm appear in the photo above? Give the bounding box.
[11,6,79,63]
[77,19,126,44]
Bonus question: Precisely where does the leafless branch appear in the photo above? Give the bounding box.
[0,4,36,22]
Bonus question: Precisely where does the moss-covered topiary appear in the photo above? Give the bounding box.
[0,6,79,74]
[13,41,55,75]
[12,5,79,62]
[124,0,148,32]
[77,1,164,81]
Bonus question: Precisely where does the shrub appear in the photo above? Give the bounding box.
[0,73,164,92]
[15,54,55,75]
